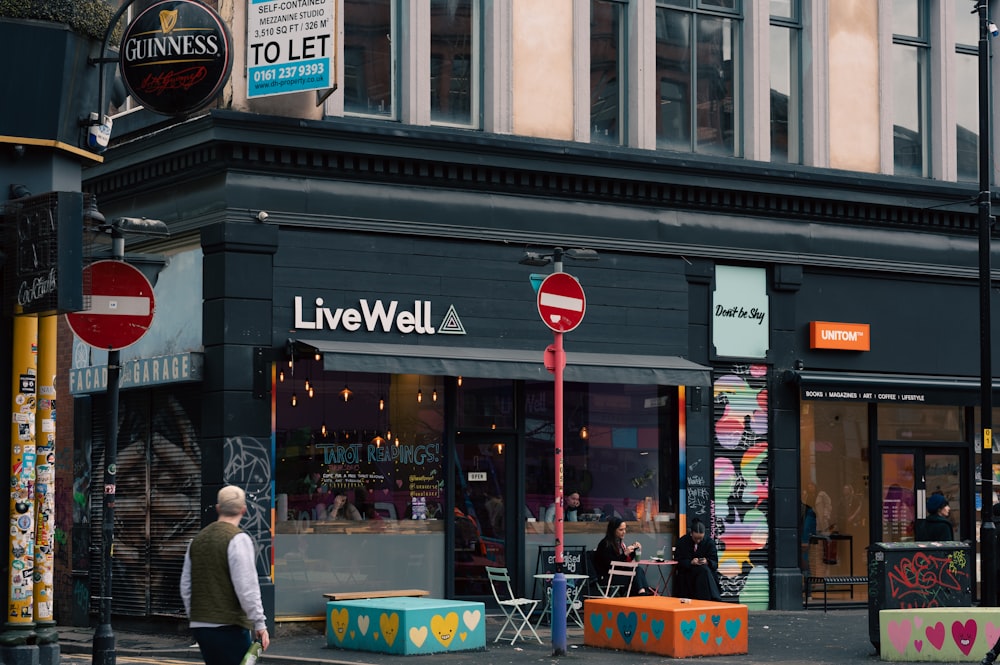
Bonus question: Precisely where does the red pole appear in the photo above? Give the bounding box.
[550,332,567,655]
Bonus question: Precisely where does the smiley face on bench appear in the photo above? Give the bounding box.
[329,608,350,642]
[431,612,459,648]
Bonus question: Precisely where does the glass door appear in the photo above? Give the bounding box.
[453,432,512,597]
[879,448,967,543]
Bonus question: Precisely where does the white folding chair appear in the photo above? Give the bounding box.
[485,566,542,645]
[603,560,638,598]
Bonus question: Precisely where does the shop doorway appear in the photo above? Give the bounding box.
[453,432,514,597]
[877,447,968,543]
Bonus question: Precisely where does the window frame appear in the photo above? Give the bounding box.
[769,0,802,164]
[652,0,743,156]
[890,0,931,177]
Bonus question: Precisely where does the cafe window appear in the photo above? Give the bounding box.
[275,370,444,523]
[273,368,447,616]
[524,381,678,524]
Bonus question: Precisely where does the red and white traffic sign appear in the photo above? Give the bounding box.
[536,272,586,333]
[66,260,155,350]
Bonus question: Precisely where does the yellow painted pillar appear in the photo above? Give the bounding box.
[33,315,56,630]
[7,314,38,628]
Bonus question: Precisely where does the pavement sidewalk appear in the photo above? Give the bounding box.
[54,608,895,665]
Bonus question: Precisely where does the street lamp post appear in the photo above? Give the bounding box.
[977,0,997,614]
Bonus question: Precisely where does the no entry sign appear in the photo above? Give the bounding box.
[66,261,155,350]
[536,272,586,333]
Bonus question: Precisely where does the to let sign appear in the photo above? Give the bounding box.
[66,261,155,351]
[247,0,335,98]
[536,272,586,333]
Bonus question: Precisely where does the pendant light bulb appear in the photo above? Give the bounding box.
[308,385,315,398]
[417,389,423,403]
[278,369,285,383]
[432,389,438,402]
[379,397,385,411]
[457,375,463,387]
[291,393,297,407]
[321,422,328,437]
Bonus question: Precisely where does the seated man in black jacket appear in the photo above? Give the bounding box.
[673,518,722,601]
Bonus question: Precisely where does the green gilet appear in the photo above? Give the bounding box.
[189,521,251,629]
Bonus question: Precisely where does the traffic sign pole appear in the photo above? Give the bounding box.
[536,268,587,657]
[550,331,567,656]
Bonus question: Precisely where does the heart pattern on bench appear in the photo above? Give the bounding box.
[380,612,399,647]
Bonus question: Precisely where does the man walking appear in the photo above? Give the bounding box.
[181,486,270,665]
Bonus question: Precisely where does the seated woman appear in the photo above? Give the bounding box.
[593,517,656,596]
[674,518,722,601]
[324,490,362,521]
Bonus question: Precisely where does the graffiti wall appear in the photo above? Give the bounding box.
[712,364,770,609]
[223,435,272,575]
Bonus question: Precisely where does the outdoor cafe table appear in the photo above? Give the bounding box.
[638,558,677,596]
[533,573,589,628]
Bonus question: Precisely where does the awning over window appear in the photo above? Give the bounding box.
[294,339,711,386]
[795,370,996,405]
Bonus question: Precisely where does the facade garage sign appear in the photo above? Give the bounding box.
[119,0,233,116]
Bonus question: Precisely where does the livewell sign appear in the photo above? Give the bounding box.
[119,0,233,116]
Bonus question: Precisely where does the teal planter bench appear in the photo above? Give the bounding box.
[326,596,487,655]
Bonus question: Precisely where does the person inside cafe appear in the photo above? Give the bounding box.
[674,518,722,601]
[322,490,362,521]
[593,517,656,595]
[544,491,581,522]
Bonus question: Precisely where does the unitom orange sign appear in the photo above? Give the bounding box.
[809,321,870,351]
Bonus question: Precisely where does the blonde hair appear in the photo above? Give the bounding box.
[217,485,246,517]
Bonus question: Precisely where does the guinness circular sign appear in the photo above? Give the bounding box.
[119,0,233,116]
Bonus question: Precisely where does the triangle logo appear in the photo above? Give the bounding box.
[437,305,467,335]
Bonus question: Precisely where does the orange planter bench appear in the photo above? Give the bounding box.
[584,596,748,658]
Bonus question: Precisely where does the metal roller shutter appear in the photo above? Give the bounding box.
[89,387,201,618]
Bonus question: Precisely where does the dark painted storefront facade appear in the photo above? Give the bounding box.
[67,110,998,626]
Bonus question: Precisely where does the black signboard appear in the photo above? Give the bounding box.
[119,0,233,116]
[5,191,84,316]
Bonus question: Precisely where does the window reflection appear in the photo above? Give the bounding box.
[769,1,800,164]
[656,3,739,156]
[430,0,476,126]
[892,0,928,177]
[591,0,626,145]
[955,0,979,182]
[344,0,394,117]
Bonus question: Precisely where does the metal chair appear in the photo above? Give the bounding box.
[601,560,638,598]
[485,566,542,645]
